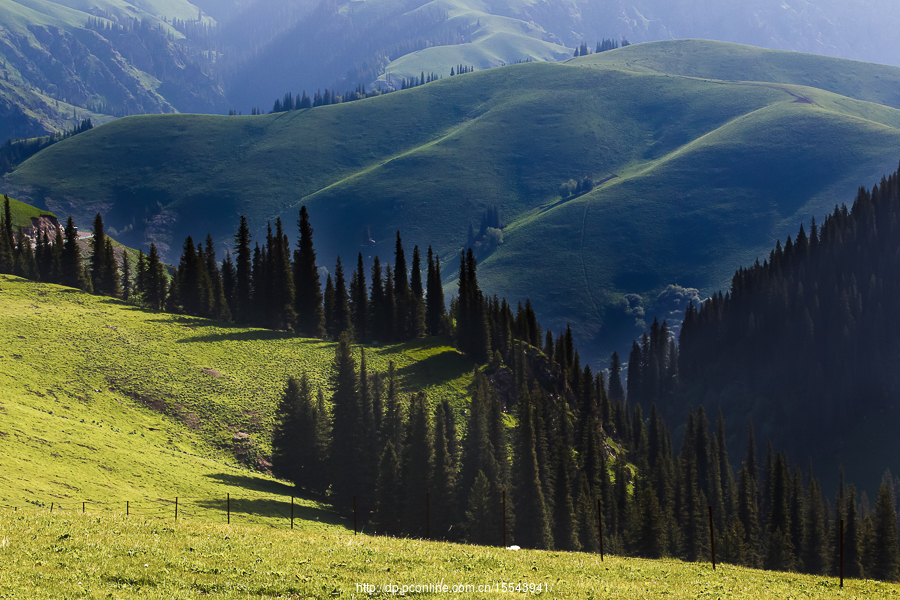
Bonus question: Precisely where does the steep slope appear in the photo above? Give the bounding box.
[6,40,900,365]
[0,0,226,141]
[0,274,473,515]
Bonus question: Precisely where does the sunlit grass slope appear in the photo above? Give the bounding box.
[8,40,900,363]
[1,511,895,599]
[0,275,473,518]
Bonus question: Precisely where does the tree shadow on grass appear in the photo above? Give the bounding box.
[190,496,346,528]
[204,472,295,495]
[396,350,474,388]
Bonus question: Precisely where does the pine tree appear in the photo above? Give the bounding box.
[294,207,325,337]
[409,246,426,338]
[61,217,88,290]
[425,246,446,335]
[513,391,553,549]
[89,213,108,294]
[2,195,13,253]
[552,439,579,551]
[270,219,296,330]
[432,401,458,539]
[233,216,252,322]
[845,485,863,578]
[802,478,828,574]
[323,274,335,337]
[369,256,386,341]
[121,250,131,301]
[765,453,795,572]
[271,377,304,485]
[868,483,900,581]
[0,209,11,274]
[204,235,231,321]
[135,249,146,297]
[332,257,352,337]
[351,253,368,341]
[375,440,404,535]
[393,232,410,339]
[103,238,120,297]
[402,391,434,537]
[608,351,625,406]
[329,332,361,504]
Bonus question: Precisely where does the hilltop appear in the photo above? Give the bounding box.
[6,40,900,363]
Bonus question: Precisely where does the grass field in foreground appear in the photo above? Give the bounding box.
[0,511,895,599]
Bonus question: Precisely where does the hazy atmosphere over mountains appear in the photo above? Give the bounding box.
[2,0,900,141]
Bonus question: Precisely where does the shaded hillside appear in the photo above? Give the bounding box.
[641,163,900,495]
[6,41,900,364]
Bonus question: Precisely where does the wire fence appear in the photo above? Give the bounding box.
[0,493,336,530]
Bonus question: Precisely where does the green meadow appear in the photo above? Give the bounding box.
[0,275,473,519]
[0,510,894,599]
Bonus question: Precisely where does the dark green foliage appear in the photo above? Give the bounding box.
[294,206,325,338]
[425,246,446,335]
[409,245,426,338]
[402,391,433,537]
[866,483,900,581]
[328,332,361,503]
[512,390,553,549]
[393,232,410,340]
[802,478,828,574]
[350,253,368,341]
[375,441,404,535]
[369,256,387,342]
[233,216,252,323]
[323,274,335,337]
[121,250,131,301]
[204,235,230,321]
[61,217,88,291]
[331,257,352,338]
[552,440,579,551]
[145,243,167,310]
[432,400,458,540]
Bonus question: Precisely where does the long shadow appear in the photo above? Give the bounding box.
[396,350,473,387]
[191,497,345,528]
[203,473,295,495]
[177,331,330,344]
[198,473,345,527]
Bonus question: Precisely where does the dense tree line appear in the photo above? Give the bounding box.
[0,119,93,174]
[659,161,900,456]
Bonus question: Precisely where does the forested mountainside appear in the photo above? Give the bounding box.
[624,162,900,495]
[6,41,900,364]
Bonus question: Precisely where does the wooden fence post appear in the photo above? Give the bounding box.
[227,493,230,524]
[840,518,844,588]
[126,501,129,516]
[353,496,358,535]
[598,498,604,561]
[502,491,507,548]
[708,505,716,571]
[426,492,430,540]
[291,496,294,530]
[82,501,85,514]
[175,497,178,522]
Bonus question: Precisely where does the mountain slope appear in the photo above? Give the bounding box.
[6,40,900,364]
[0,0,226,141]
[0,274,473,514]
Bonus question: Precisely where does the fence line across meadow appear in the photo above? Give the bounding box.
[0,494,312,530]
[0,496,850,588]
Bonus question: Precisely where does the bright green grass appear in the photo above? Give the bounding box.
[5,195,55,227]
[0,275,473,516]
[1,511,894,599]
[8,40,900,365]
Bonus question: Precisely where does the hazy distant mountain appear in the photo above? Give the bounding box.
[221,0,900,110]
[2,0,898,137]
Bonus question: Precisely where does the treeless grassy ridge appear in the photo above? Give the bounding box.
[1,510,894,599]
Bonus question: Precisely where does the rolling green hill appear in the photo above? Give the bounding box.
[0,274,473,519]
[6,40,900,365]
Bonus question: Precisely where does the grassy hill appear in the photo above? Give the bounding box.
[0,274,473,520]
[1,511,894,598]
[6,40,900,365]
